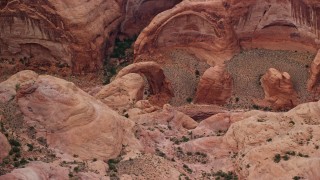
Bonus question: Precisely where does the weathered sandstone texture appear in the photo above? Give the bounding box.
[307,50,320,93]
[95,73,145,112]
[194,66,232,105]
[0,70,38,103]
[0,162,69,180]
[258,68,298,110]
[134,0,320,65]
[121,0,182,37]
[0,132,10,162]
[130,100,320,179]
[0,0,122,73]
[16,74,139,160]
[116,62,174,105]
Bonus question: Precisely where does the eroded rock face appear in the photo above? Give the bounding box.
[0,132,10,162]
[0,162,69,180]
[194,66,233,105]
[134,0,320,65]
[224,100,320,179]
[121,0,182,37]
[134,0,240,65]
[258,68,298,110]
[116,62,174,106]
[307,50,320,93]
[16,74,138,160]
[0,70,38,103]
[95,73,145,112]
[234,0,320,52]
[0,0,122,73]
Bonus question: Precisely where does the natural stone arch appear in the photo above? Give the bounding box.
[116,62,174,100]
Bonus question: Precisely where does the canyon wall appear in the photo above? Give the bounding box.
[120,0,182,37]
[2,0,320,73]
[134,0,320,65]
[0,0,123,73]
[0,0,182,74]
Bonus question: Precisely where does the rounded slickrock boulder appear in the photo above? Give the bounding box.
[307,50,320,93]
[16,75,138,160]
[260,68,298,110]
[194,66,233,105]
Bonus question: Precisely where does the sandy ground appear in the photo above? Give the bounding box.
[1,48,317,110]
[225,49,316,109]
[140,48,317,110]
[161,49,210,106]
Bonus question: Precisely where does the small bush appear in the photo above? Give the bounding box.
[213,170,238,180]
[11,146,20,153]
[252,105,260,110]
[9,139,21,147]
[273,154,281,163]
[68,173,73,177]
[13,161,20,167]
[286,151,296,156]
[293,176,302,180]
[186,97,193,103]
[27,143,33,151]
[282,155,290,161]
[195,70,200,77]
[20,158,28,165]
[183,164,193,174]
[182,136,189,142]
[155,148,166,157]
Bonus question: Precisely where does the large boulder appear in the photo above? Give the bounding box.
[194,66,233,105]
[16,74,138,160]
[0,70,38,103]
[307,50,320,93]
[258,68,298,110]
[95,73,145,112]
[0,132,10,162]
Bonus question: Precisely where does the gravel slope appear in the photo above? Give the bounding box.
[225,49,316,109]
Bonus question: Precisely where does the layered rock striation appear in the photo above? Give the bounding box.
[0,0,123,73]
[258,68,298,110]
[15,73,138,160]
[194,66,233,105]
[134,0,320,65]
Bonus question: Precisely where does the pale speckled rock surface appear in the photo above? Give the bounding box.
[0,132,10,162]
[0,161,69,180]
[16,74,139,160]
[0,70,38,103]
[95,73,145,112]
[223,100,320,179]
